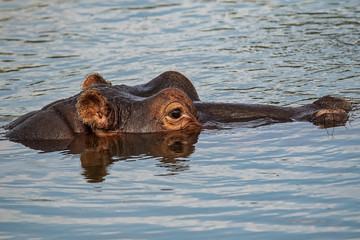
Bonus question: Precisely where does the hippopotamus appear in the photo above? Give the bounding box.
[3,71,352,140]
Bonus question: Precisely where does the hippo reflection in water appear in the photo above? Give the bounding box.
[72,132,199,182]
[4,71,352,140]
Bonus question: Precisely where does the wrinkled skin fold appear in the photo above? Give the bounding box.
[3,71,352,141]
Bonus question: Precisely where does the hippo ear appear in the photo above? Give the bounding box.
[76,89,111,130]
[81,73,111,90]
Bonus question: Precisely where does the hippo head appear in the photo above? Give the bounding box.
[76,84,201,136]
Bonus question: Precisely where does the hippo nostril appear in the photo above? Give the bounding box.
[170,109,182,119]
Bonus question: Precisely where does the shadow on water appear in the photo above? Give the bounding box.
[12,131,200,183]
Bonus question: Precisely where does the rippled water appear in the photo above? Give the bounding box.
[1,0,360,239]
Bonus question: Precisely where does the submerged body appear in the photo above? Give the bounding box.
[4,71,352,140]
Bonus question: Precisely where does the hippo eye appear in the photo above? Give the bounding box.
[170,109,182,119]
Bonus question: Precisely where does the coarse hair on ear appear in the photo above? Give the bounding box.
[76,88,111,130]
[81,73,111,90]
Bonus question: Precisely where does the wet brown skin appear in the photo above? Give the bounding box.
[3,71,352,140]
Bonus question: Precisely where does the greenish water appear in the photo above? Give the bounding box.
[0,0,359,239]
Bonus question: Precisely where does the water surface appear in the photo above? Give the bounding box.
[0,0,360,239]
